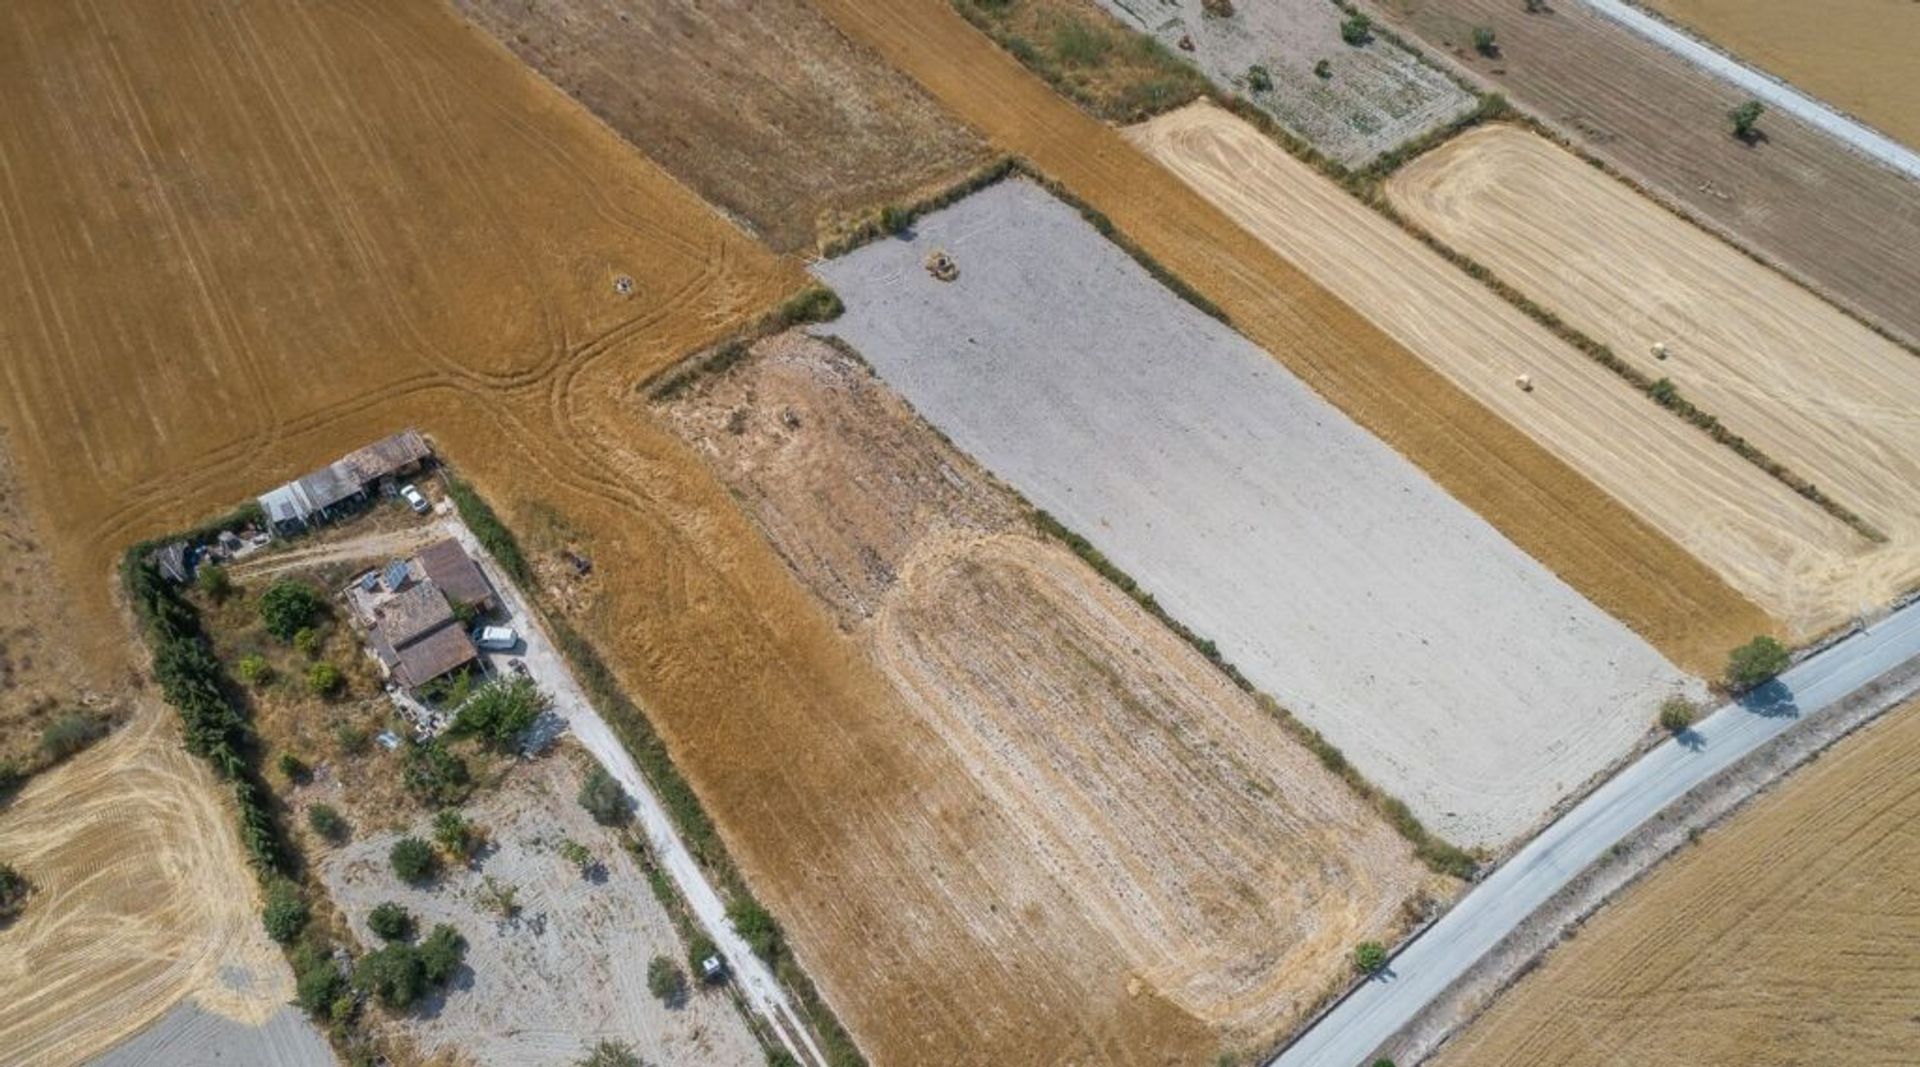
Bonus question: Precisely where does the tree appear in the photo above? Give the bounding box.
[262,878,310,943]
[307,803,349,843]
[40,712,104,760]
[237,653,273,687]
[1657,695,1699,734]
[305,661,343,698]
[433,809,483,862]
[1245,64,1273,92]
[390,836,439,884]
[293,626,322,658]
[1353,940,1389,975]
[577,1040,645,1067]
[291,941,345,1017]
[417,923,466,985]
[1730,99,1765,142]
[727,897,782,962]
[1472,26,1498,55]
[1648,376,1681,407]
[259,580,324,641]
[351,924,464,1010]
[448,676,546,750]
[1726,635,1790,690]
[1340,12,1372,45]
[578,766,628,827]
[0,862,30,923]
[402,739,471,807]
[647,955,687,1003]
[559,838,594,875]
[367,901,416,942]
[197,563,234,601]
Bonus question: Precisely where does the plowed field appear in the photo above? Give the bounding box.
[1374,0,1920,347]
[810,0,1767,677]
[1391,125,1920,623]
[659,333,1429,1061]
[1127,102,1870,637]
[1437,697,1920,1066]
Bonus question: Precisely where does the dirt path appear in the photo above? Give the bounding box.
[808,0,1768,677]
[231,525,442,580]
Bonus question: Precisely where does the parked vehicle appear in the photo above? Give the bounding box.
[473,625,518,651]
[400,483,430,514]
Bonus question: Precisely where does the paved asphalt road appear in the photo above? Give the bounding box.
[1581,0,1920,181]
[1273,600,1920,1067]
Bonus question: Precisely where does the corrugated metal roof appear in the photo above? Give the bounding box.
[339,428,430,484]
[416,538,493,608]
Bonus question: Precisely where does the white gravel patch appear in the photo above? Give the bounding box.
[812,179,1695,848]
[90,1002,332,1067]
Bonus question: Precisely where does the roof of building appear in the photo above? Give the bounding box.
[259,482,314,527]
[339,428,430,485]
[415,538,494,608]
[374,579,454,649]
[389,623,476,689]
[294,461,362,512]
[382,560,412,591]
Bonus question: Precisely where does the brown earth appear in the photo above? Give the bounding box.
[1390,125,1920,627]
[809,0,1769,676]
[1371,0,1920,348]
[659,333,1433,1058]
[1644,0,1920,150]
[1125,102,1871,638]
[450,0,993,253]
[1435,696,1920,1066]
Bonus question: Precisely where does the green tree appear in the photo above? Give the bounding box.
[647,954,687,1003]
[305,661,343,698]
[1353,940,1389,975]
[417,923,466,985]
[1245,64,1273,92]
[390,836,439,884]
[1340,12,1372,45]
[1657,695,1699,734]
[577,1040,644,1067]
[577,766,628,827]
[433,809,482,862]
[197,563,234,601]
[1727,635,1790,690]
[367,901,415,942]
[262,879,309,944]
[259,580,324,641]
[0,862,30,923]
[293,626,322,658]
[448,676,546,750]
[1730,99,1765,141]
[1472,26,1498,55]
[290,942,344,1017]
[1648,376,1681,407]
[353,942,427,1010]
[237,653,273,687]
[307,803,349,843]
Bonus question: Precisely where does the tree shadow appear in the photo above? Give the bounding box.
[1673,727,1706,752]
[1734,127,1771,147]
[1737,679,1799,718]
[411,962,476,1021]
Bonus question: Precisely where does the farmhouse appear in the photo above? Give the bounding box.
[415,537,497,613]
[368,579,477,691]
[258,428,431,536]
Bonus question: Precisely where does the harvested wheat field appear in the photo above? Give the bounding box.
[817,180,1695,849]
[452,0,992,252]
[1644,0,1920,150]
[1391,124,1920,622]
[1438,696,1920,1066]
[814,0,1766,679]
[0,710,304,1066]
[1127,102,1869,637]
[1095,0,1476,165]
[1374,0,1920,347]
[660,331,1431,1056]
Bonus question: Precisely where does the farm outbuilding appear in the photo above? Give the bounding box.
[367,578,477,691]
[414,537,496,612]
[257,429,433,536]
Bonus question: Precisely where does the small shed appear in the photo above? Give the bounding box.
[415,538,496,612]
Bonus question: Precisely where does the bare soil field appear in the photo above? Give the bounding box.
[1390,125,1920,624]
[0,710,302,1067]
[1436,696,1920,1066]
[659,332,1430,1057]
[815,0,1769,679]
[90,1004,331,1067]
[815,179,1694,849]
[1644,0,1920,151]
[1127,102,1871,637]
[451,0,991,252]
[318,753,761,1066]
[1095,0,1475,165]
[1371,0,1920,347]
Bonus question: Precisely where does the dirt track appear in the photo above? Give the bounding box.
[1373,0,1920,348]
[809,0,1766,678]
[1127,102,1869,639]
[0,710,296,1067]
[1436,697,1920,1066]
[1390,125,1920,625]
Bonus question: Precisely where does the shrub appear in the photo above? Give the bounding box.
[417,923,466,985]
[775,285,844,326]
[0,761,20,801]
[333,721,369,755]
[39,712,104,760]
[262,878,309,943]
[1353,940,1389,974]
[1314,58,1332,79]
[367,901,415,942]
[197,564,234,601]
[1726,635,1790,690]
[1052,17,1112,66]
[293,626,321,658]
[1658,695,1699,734]
[237,653,272,686]
[727,896,782,962]
[577,1041,644,1067]
[1201,0,1235,16]
[1340,13,1372,45]
[1245,64,1273,93]
[402,739,471,807]
[1472,26,1497,55]
[277,751,309,783]
[305,661,343,698]
[433,809,483,862]
[448,676,545,750]
[879,204,911,235]
[559,838,593,874]
[444,477,530,588]
[478,875,520,919]
[646,954,686,1002]
[0,862,29,923]
[1730,99,1764,142]
[259,580,324,641]
[390,836,439,884]
[577,766,628,827]
[307,803,348,843]
[291,942,345,1017]
[352,923,464,1010]
[1648,376,1681,407]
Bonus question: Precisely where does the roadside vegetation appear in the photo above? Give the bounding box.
[955,0,1210,124]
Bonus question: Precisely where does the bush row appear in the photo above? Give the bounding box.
[646,282,846,402]
[444,476,534,587]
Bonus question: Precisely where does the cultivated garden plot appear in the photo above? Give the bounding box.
[1390,125,1920,624]
[1127,102,1870,639]
[814,179,1694,849]
[1095,0,1475,166]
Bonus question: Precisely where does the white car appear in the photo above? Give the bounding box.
[400,483,430,514]
[473,625,518,651]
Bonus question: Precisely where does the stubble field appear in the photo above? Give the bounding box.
[1127,102,1869,638]
[1437,697,1920,1066]
[1390,124,1920,623]
[1643,0,1920,150]
[1373,0,1920,347]
[659,332,1429,1060]
[815,179,1693,850]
